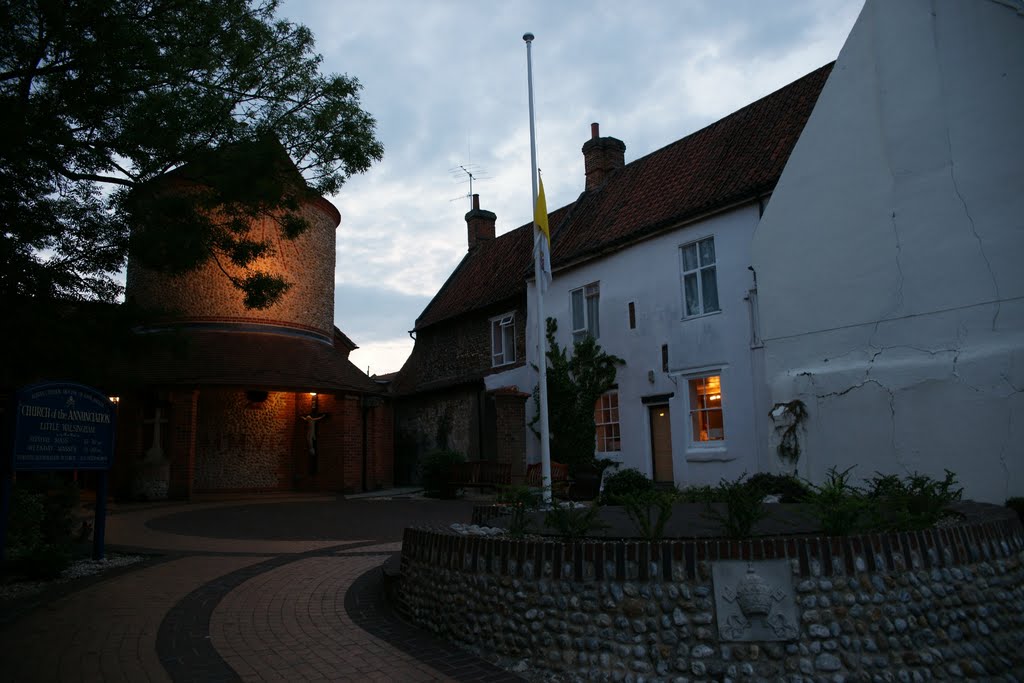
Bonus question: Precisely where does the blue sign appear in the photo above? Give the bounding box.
[13,382,116,471]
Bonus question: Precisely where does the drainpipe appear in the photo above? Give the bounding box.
[361,398,369,492]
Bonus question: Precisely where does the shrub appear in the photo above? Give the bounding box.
[600,468,655,505]
[804,466,869,536]
[6,476,79,579]
[496,485,542,537]
[7,475,80,555]
[8,489,46,556]
[1006,497,1024,524]
[677,485,718,504]
[704,473,768,538]
[419,449,465,498]
[744,472,810,503]
[529,318,624,476]
[619,490,678,541]
[15,544,73,580]
[543,501,608,539]
[866,470,963,530]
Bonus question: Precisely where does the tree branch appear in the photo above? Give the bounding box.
[56,167,135,187]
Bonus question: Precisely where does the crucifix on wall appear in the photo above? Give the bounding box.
[300,393,329,476]
[142,406,169,464]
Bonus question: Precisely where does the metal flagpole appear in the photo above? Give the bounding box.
[523,32,552,504]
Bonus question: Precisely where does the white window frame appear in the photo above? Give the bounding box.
[490,312,516,367]
[571,281,600,342]
[594,390,620,452]
[679,236,720,318]
[685,372,725,446]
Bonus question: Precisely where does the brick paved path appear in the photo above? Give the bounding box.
[0,495,521,682]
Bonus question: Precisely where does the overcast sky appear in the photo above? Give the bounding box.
[279,0,865,376]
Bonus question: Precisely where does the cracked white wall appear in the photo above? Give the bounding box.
[751,0,1024,502]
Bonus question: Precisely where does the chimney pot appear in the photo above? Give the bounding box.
[465,197,496,251]
[582,124,626,191]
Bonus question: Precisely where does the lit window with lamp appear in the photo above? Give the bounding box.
[594,390,620,452]
[688,374,724,442]
[490,312,516,367]
[571,282,600,342]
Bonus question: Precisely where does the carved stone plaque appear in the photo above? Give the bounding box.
[712,560,798,642]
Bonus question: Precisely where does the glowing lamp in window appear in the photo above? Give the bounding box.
[689,375,724,442]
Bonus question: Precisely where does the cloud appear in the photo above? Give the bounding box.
[349,337,416,377]
[334,283,430,343]
[280,0,865,377]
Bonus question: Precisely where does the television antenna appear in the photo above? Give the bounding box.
[449,164,491,208]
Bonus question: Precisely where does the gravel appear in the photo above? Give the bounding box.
[0,554,146,603]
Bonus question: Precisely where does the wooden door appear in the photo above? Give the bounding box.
[649,405,674,483]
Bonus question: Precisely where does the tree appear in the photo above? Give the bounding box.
[530,318,624,475]
[0,0,384,308]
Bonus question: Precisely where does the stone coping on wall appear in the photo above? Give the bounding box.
[403,505,1023,583]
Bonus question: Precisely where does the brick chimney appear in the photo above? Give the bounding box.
[582,122,626,191]
[465,194,496,250]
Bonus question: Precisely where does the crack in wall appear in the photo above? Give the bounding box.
[814,377,899,466]
[998,407,1012,500]
[881,209,905,321]
[1000,373,1024,394]
[943,137,1002,332]
[930,0,1002,331]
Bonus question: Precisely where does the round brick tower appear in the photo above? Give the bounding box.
[126,196,340,343]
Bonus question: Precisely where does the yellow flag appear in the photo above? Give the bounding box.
[534,174,552,293]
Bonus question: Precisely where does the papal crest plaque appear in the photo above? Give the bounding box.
[712,560,798,642]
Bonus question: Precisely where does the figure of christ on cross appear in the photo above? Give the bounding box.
[300,410,328,476]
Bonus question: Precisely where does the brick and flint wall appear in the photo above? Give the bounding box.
[398,509,1024,680]
[396,300,528,465]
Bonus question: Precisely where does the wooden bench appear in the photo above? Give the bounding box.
[449,460,512,490]
[525,461,570,494]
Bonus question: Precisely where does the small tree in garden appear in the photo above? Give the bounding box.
[530,318,624,476]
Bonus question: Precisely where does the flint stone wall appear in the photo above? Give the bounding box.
[397,511,1024,682]
[194,389,292,490]
[126,203,338,339]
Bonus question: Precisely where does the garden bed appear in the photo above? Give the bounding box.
[471,500,1007,539]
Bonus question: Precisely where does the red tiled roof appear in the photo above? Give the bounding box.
[414,203,574,330]
[412,63,832,331]
[552,63,833,266]
[115,328,381,394]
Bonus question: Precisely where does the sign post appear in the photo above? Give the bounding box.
[5,382,116,561]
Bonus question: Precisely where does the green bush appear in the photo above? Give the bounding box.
[496,485,542,537]
[419,449,465,498]
[704,473,768,539]
[677,485,718,503]
[15,544,73,579]
[619,490,678,541]
[6,475,80,579]
[804,466,869,536]
[1006,497,1024,524]
[8,489,46,555]
[600,468,655,505]
[866,470,963,530]
[8,475,80,555]
[543,501,608,539]
[744,472,810,503]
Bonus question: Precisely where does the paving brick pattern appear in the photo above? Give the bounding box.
[0,556,265,683]
[0,495,504,683]
[212,555,450,682]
